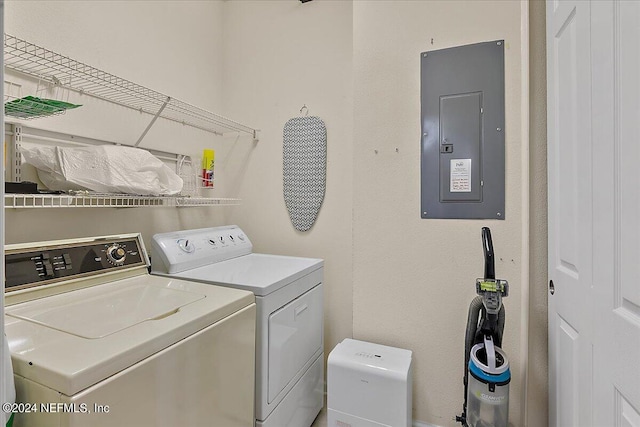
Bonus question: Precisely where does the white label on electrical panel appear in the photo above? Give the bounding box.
[450,159,472,192]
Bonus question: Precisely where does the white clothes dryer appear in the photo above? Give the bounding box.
[4,233,256,427]
[151,225,324,427]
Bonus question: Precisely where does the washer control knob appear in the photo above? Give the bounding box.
[177,239,195,253]
[107,245,127,265]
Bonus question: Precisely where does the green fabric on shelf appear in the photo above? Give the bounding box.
[4,96,82,119]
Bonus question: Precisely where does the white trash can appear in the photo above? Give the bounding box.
[327,339,412,427]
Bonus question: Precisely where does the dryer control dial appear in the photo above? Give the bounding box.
[106,245,127,265]
[177,239,195,253]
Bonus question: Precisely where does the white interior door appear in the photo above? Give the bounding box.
[548,1,640,426]
[547,0,593,425]
[590,1,640,426]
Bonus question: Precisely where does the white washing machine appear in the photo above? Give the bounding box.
[4,233,256,427]
[151,225,324,427]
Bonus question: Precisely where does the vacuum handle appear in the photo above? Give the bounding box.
[484,335,497,371]
[482,227,496,280]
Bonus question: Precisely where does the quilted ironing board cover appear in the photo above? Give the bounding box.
[283,116,327,232]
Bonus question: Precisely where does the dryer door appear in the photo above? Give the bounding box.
[268,284,323,403]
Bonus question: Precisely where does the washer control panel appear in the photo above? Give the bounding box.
[151,225,252,274]
[5,237,145,292]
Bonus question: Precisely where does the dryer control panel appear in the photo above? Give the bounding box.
[5,237,145,292]
[151,225,252,274]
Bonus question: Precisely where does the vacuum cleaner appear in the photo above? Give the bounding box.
[456,227,510,427]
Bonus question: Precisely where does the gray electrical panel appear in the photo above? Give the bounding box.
[420,40,505,219]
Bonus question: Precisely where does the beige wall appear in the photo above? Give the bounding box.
[527,1,549,426]
[352,1,526,425]
[220,0,354,360]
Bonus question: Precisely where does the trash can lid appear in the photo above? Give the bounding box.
[329,338,412,374]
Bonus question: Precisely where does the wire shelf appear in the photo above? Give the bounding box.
[4,193,241,209]
[3,34,258,139]
[175,197,240,207]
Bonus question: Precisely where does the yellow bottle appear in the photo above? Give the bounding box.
[202,149,215,187]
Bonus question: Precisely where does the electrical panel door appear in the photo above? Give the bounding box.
[420,40,505,219]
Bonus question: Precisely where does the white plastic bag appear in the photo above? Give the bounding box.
[20,143,183,196]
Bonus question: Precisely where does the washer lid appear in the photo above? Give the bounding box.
[5,274,254,396]
[168,253,323,296]
[7,284,204,339]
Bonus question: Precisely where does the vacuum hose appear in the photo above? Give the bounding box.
[464,296,484,375]
[497,304,506,347]
[459,296,484,426]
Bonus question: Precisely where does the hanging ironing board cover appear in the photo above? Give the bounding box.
[283,116,327,232]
